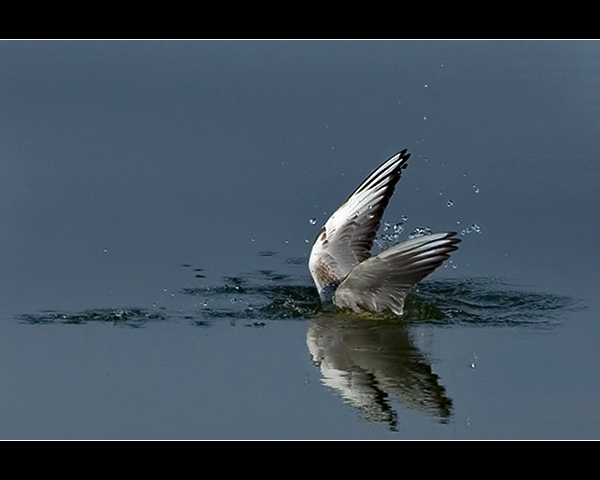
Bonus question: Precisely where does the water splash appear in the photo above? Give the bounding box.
[17,274,578,330]
[409,226,433,239]
[375,219,407,250]
[18,308,167,328]
[460,223,482,235]
[181,275,320,322]
[180,275,577,329]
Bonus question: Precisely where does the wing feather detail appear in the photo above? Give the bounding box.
[309,150,410,296]
[333,232,461,315]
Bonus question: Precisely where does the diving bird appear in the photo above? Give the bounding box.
[308,149,460,315]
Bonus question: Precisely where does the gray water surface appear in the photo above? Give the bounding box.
[0,40,598,439]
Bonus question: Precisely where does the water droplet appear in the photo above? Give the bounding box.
[424,83,428,88]
[472,184,480,194]
[423,115,428,121]
[461,224,482,235]
[409,226,433,239]
[376,219,406,249]
[447,200,454,208]
[309,217,317,225]
[470,353,478,369]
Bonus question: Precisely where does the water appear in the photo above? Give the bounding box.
[0,40,599,439]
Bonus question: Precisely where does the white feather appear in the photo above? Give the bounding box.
[308,149,460,315]
[334,232,460,315]
[309,150,409,296]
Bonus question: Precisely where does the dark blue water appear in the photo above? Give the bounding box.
[0,40,598,439]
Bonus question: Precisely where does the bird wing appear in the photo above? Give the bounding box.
[333,232,461,315]
[308,150,410,296]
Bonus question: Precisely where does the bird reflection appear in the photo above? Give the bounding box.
[23,268,575,433]
[307,312,452,430]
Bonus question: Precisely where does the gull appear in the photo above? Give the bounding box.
[308,149,460,315]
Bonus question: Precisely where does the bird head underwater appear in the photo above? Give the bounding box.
[308,149,460,316]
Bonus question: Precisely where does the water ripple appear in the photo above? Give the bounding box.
[410,278,580,327]
[16,275,580,329]
[179,275,579,328]
[18,308,167,328]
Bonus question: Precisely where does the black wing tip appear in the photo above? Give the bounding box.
[445,232,462,251]
[445,231,461,242]
[350,149,409,198]
[396,148,410,169]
